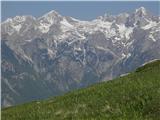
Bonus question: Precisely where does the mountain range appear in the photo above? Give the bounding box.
[1,7,160,107]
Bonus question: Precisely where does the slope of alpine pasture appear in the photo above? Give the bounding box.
[2,60,160,120]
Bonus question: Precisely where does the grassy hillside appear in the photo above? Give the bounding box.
[2,60,160,120]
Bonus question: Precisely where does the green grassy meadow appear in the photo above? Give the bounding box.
[2,60,160,120]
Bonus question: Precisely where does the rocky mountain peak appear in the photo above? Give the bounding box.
[38,10,62,21]
[135,7,147,16]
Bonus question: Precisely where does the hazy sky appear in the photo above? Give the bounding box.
[2,1,160,21]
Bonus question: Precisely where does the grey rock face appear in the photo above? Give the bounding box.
[1,7,160,107]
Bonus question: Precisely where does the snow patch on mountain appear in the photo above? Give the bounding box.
[38,22,51,33]
[117,24,133,39]
[12,24,22,32]
[142,21,157,30]
[149,34,156,42]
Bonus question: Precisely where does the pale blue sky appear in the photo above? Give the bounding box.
[2,1,160,21]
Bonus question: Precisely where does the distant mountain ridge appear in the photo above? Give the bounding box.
[1,7,160,107]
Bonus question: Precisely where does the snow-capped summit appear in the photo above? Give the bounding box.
[2,15,36,35]
[3,15,36,24]
[135,7,147,16]
[116,13,129,24]
[100,13,116,22]
[38,10,62,20]
[37,10,64,33]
